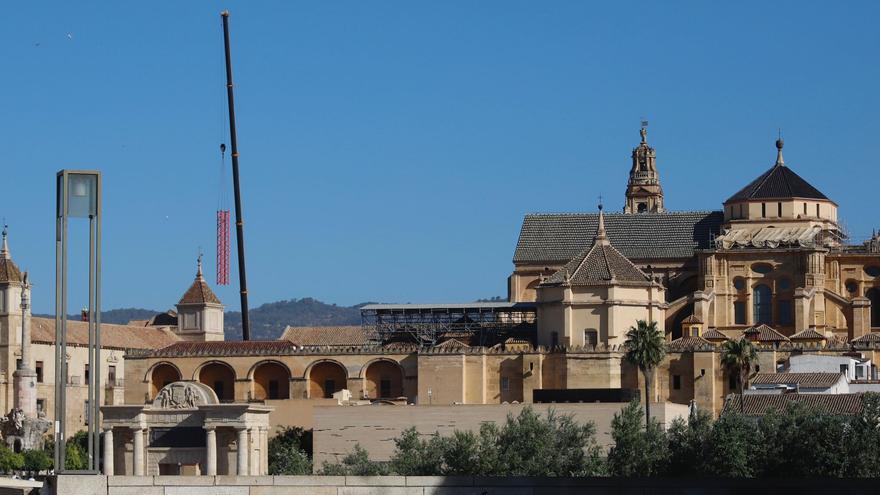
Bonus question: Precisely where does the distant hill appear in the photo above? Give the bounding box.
[34,307,160,325]
[224,298,362,340]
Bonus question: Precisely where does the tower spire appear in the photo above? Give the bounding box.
[624,122,664,214]
[596,200,609,245]
[775,134,785,167]
[1,224,9,260]
[197,252,204,279]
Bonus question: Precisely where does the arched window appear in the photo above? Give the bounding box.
[867,288,880,328]
[754,284,772,325]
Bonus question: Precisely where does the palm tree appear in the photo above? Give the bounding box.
[623,320,666,427]
[720,338,758,413]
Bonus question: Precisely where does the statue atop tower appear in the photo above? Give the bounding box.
[624,121,665,214]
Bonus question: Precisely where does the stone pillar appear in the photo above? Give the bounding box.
[103,427,114,475]
[249,427,258,475]
[205,427,217,476]
[852,297,871,339]
[13,282,37,417]
[236,428,249,475]
[133,427,145,476]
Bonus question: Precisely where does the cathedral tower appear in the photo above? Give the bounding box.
[624,122,665,214]
[175,255,225,342]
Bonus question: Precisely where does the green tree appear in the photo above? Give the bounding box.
[720,338,758,412]
[756,403,847,478]
[702,412,757,477]
[607,400,668,477]
[389,428,445,476]
[268,427,312,475]
[666,407,712,476]
[844,392,880,477]
[0,445,24,474]
[319,444,388,476]
[623,320,666,426]
[22,449,53,475]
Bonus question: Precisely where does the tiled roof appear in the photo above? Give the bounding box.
[743,324,790,342]
[30,317,178,350]
[280,326,373,347]
[723,393,864,416]
[726,163,828,202]
[852,333,880,343]
[701,328,729,341]
[681,315,703,324]
[513,211,724,264]
[435,338,470,349]
[150,340,296,357]
[751,372,843,388]
[790,328,827,341]
[0,257,21,284]
[668,335,712,351]
[178,276,221,305]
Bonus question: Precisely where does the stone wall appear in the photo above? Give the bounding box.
[48,474,880,495]
[312,402,689,468]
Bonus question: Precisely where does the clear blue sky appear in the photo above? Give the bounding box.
[2,2,878,314]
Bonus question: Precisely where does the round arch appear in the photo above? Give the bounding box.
[250,360,292,400]
[361,358,405,399]
[146,362,182,400]
[867,287,880,328]
[306,359,348,399]
[195,361,237,402]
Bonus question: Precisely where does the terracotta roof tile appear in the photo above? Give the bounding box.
[726,161,829,203]
[751,372,843,388]
[280,326,373,347]
[790,328,827,341]
[668,335,712,351]
[681,315,703,324]
[743,324,790,342]
[149,340,296,357]
[543,222,652,287]
[852,333,880,343]
[723,393,864,416]
[178,276,221,305]
[701,328,729,341]
[30,317,178,350]
[0,258,21,284]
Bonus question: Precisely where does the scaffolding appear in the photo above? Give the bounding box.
[360,302,537,347]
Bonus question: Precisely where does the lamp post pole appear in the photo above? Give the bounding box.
[54,170,102,473]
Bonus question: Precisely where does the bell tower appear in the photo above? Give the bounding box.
[624,122,664,214]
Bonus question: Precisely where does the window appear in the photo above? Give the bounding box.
[584,329,598,347]
[846,281,859,294]
[739,204,744,218]
[551,332,559,348]
[35,361,43,383]
[840,364,848,376]
[324,379,336,398]
[868,288,880,327]
[803,203,808,215]
[816,204,820,217]
[36,399,45,413]
[752,263,773,274]
[673,375,681,390]
[637,203,647,213]
[15,359,21,370]
[754,284,772,324]
[501,376,510,392]
[778,278,791,291]
[84,400,89,425]
[762,203,766,218]
[777,299,792,325]
[108,365,116,385]
[857,366,866,379]
[268,380,280,399]
[734,301,746,325]
[865,266,880,277]
[733,277,746,291]
[0,291,4,313]
[84,364,89,384]
[777,202,782,217]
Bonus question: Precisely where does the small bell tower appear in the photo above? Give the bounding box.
[624,121,665,214]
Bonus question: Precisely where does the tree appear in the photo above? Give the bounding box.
[756,403,847,478]
[319,444,388,476]
[720,338,758,412]
[606,400,668,477]
[0,445,24,474]
[623,320,666,426]
[844,392,880,477]
[268,427,312,475]
[22,449,53,475]
[702,412,757,477]
[666,407,712,476]
[389,428,445,476]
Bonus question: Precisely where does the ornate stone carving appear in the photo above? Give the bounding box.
[152,381,218,409]
[0,407,50,451]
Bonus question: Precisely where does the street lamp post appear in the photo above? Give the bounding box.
[54,170,102,473]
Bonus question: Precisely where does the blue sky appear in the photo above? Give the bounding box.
[2,2,878,314]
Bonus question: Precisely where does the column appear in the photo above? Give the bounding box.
[133,427,145,476]
[260,427,269,475]
[236,428,249,475]
[205,427,217,476]
[249,427,258,475]
[103,427,114,475]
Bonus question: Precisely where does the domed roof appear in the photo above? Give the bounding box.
[725,140,829,203]
[178,256,221,305]
[0,227,22,285]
